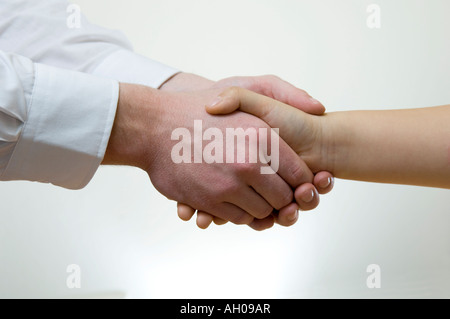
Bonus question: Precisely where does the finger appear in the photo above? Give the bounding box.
[314,171,335,195]
[248,214,275,231]
[294,184,320,211]
[252,75,326,115]
[247,165,294,211]
[213,217,228,225]
[177,202,196,221]
[215,75,326,115]
[207,87,306,148]
[274,202,300,227]
[224,185,274,219]
[275,135,315,187]
[196,211,214,229]
[210,202,255,226]
[252,127,313,194]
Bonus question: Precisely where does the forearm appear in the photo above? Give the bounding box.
[320,106,450,188]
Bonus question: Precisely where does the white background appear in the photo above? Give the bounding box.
[0,0,449,298]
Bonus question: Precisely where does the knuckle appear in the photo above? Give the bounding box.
[290,164,306,186]
[234,161,257,175]
[223,86,241,98]
[220,180,241,199]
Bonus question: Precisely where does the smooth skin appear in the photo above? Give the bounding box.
[206,87,450,189]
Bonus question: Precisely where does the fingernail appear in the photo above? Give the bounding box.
[302,189,315,203]
[288,209,299,222]
[319,177,332,188]
[310,97,321,104]
[209,95,222,107]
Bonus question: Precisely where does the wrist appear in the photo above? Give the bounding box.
[102,83,162,170]
[302,112,339,175]
[312,111,351,176]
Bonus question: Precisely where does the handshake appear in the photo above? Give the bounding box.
[103,73,450,231]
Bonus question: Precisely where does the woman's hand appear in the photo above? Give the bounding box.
[205,87,331,208]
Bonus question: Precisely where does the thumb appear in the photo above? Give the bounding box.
[206,86,301,131]
[252,75,326,115]
[213,75,326,115]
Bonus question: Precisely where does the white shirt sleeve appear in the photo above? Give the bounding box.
[0,0,179,88]
[0,51,118,189]
[0,0,181,189]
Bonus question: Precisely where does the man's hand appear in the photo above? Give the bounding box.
[103,83,319,228]
[161,73,334,230]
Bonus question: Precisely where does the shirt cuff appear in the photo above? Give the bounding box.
[90,49,179,88]
[1,63,119,189]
